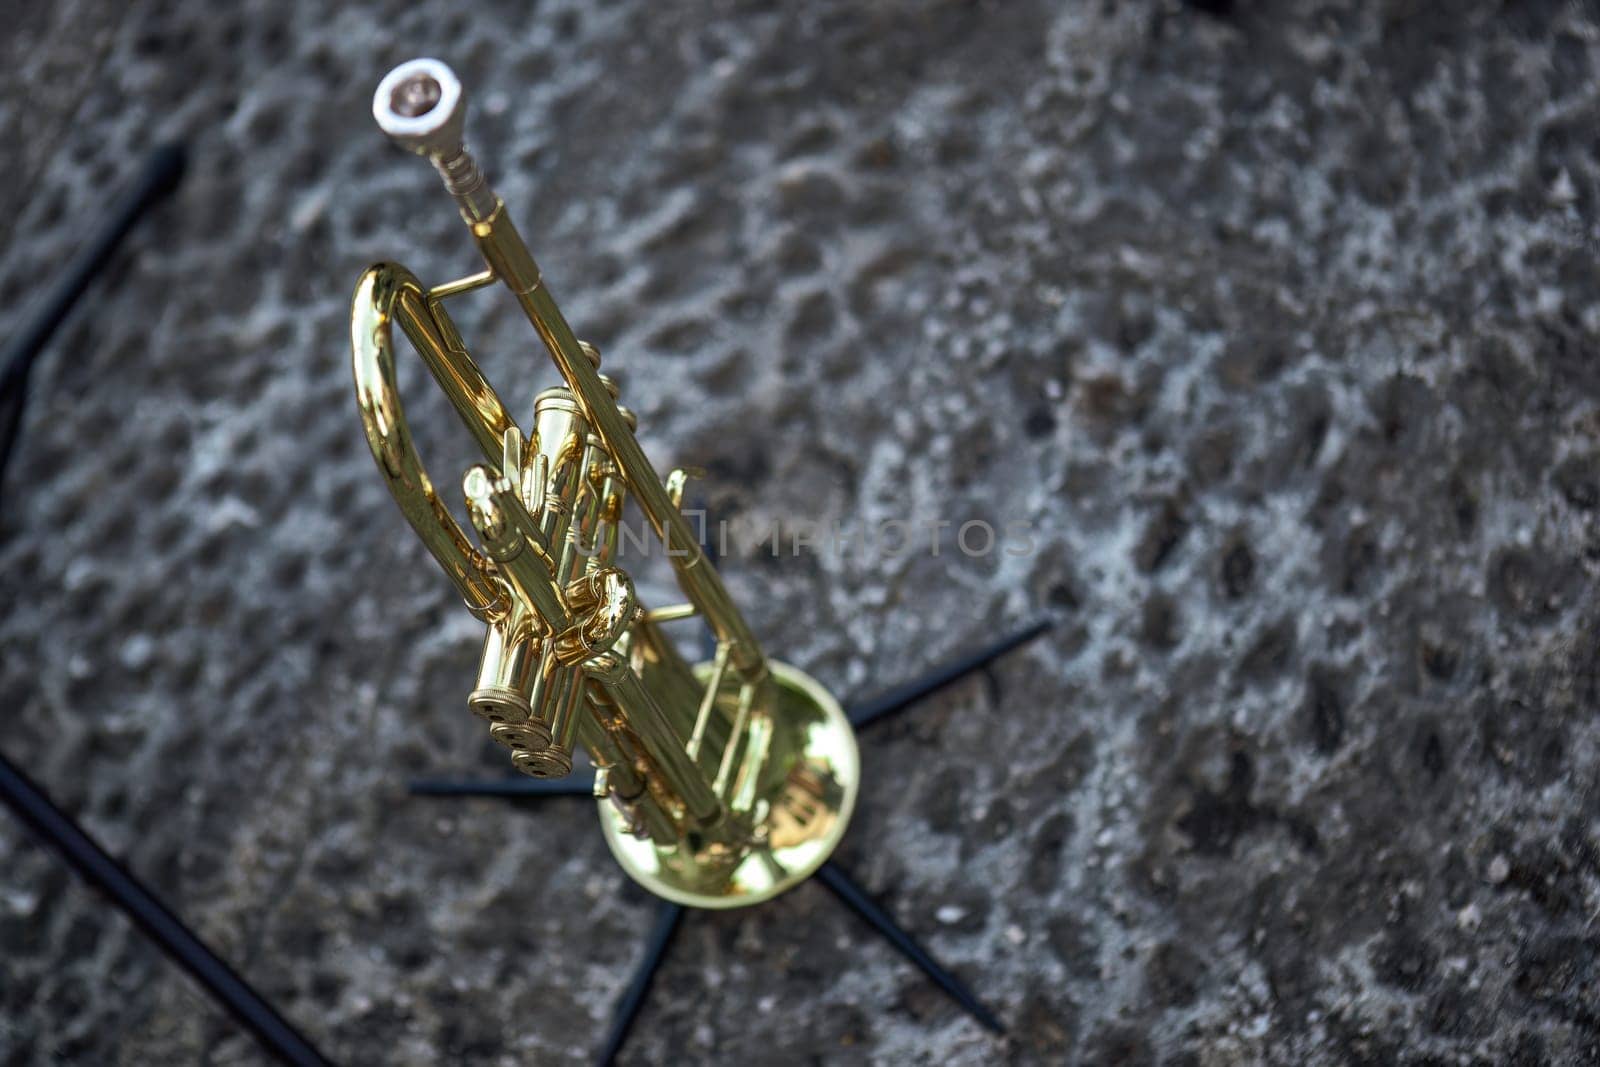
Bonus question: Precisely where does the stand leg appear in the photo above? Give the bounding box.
[847,618,1053,730]
[595,899,686,1067]
[408,772,597,799]
[0,144,319,1065]
[814,861,1003,1034]
[0,753,332,1066]
[0,144,186,501]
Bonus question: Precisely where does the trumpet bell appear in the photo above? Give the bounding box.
[598,661,859,909]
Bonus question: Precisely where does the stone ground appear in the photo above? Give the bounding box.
[2,0,1600,1063]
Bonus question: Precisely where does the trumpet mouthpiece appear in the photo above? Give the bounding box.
[373,58,466,159]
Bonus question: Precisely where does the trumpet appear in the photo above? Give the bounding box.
[350,59,858,907]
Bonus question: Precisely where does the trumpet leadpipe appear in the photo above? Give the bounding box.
[489,227,771,688]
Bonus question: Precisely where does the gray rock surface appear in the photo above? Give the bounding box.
[3,0,1600,1063]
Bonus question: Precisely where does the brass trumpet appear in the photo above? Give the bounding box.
[350,59,858,907]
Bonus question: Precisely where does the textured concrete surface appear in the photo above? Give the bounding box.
[3,0,1600,1063]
